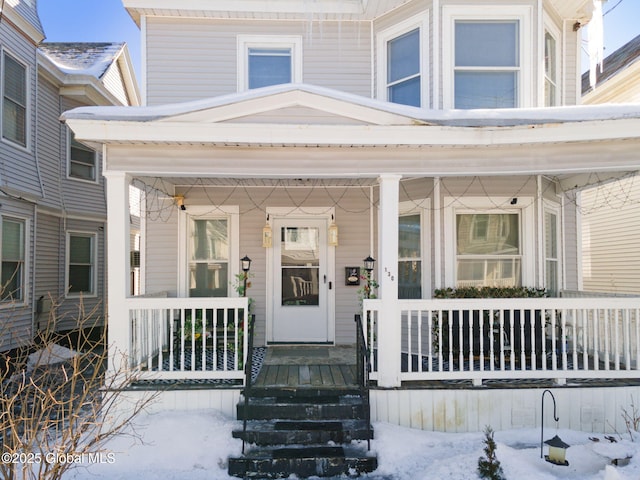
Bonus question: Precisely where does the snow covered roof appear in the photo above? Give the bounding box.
[39,43,125,80]
[582,34,640,95]
[62,83,640,128]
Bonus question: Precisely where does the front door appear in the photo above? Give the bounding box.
[271,218,331,343]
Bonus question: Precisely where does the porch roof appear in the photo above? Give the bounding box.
[63,84,640,189]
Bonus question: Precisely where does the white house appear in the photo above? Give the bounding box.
[63,0,640,469]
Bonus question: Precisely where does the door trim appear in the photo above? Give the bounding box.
[265,207,336,344]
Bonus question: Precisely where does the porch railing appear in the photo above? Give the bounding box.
[128,297,249,381]
[362,297,640,384]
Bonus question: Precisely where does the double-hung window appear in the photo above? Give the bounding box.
[455,213,521,287]
[444,6,531,109]
[68,129,97,181]
[1,217,25,302]
[398,213,422,298]
[238,36,302,91]
[377,14,427,107]
[544,203,561,296]
[544,29,559,106]
[189,218,229,297]
[397,200,430,298]
[67,233,96,296]
[2,52,27,147]
[454,21,519,109]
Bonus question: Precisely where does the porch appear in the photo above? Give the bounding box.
[125,294,640,389]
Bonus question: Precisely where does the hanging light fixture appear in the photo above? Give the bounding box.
[328,214,338,247]
[262,214,272,248]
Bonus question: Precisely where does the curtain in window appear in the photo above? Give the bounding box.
[3,54,26,146]
[454,21,519,109]
[1,219,24,301]
[189,219,229,297]
[248,48,292,89]
[398,214,421,298]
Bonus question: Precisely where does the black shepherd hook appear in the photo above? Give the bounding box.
[541,389,559,458]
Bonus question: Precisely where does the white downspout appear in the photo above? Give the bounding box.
[433,177,441,289]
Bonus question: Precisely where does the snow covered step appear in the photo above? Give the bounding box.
[232,419,373,445]
[227,444,377,479]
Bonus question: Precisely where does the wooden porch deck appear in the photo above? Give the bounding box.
[252,346,358,389]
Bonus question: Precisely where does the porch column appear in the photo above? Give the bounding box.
[377,174,401,388]
[104,171,131,374]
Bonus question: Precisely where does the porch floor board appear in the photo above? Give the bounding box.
[252,346,358,390]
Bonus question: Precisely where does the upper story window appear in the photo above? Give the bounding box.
[443,5,532,109]
[2,51,27,147]
[237,36,302,91]
[68,129,97,182]
[377,14,427,108]
[1,217,25,302]
[454,21,519,109]
[544,30,559,106]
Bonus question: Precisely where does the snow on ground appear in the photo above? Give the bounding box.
[65,410,640,480]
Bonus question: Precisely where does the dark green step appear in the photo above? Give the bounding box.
[237,395,367,421]
[232,419,373,445]
[228,444,377,478]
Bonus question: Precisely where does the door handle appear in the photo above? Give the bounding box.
[324,275,327,283]
[329,281,332,290]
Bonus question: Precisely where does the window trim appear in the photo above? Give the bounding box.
[67,127,98,184]
[543,200,562,296]
[543,16,561,107]
[178,205,239,297]
[0,215,27,305]
[1,48,30,151]
[444,196,535,288]
[442,5,532,109]
[65,231,98,298]
[398,199,431,298]
[376,12,429,107]
[237,35,303,92]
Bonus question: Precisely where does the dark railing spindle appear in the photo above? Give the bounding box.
[355,314,372,451]
[241,313,256,454]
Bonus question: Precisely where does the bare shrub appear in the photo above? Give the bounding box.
[0,296,158,480]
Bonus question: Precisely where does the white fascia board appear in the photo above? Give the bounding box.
[66,117,640,147]
[166,90,422,125]
[123,0,365,15]
[2,5,44,44]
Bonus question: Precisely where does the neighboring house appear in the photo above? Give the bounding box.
[0,0,139,353]
[580,34,640,294]
[64,0,640,447]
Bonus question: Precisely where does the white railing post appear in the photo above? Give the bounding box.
[376,174,401,388]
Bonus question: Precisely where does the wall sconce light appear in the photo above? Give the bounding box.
[262,214,272,248]
[174,195,186,211]
[328,214,338,246]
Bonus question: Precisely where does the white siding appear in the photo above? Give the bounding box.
[0,200,35,351]
[371,385,640,433]
[102,62,130,106]
[145,18,371,105]
[143,185,376,346]
[0,22,41,198]
[581,177,640,294]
